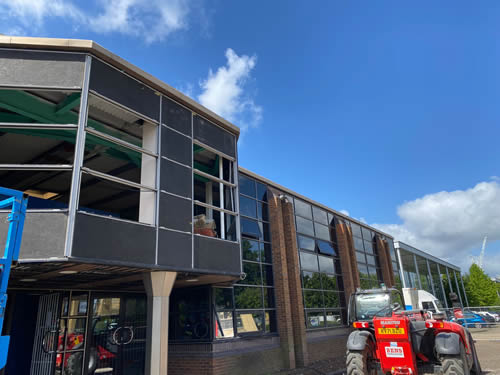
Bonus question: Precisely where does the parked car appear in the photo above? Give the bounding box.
[476,311,498,326]
[457,312,487,328]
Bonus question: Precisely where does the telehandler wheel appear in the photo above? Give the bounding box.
[346,345,376,375]
[442,342,470,375]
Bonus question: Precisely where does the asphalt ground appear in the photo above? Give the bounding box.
[470,326,500,375]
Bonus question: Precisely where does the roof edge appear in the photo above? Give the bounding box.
[0,36,240,138]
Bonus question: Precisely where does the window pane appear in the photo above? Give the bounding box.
[240,262,261,285]
[294,199,312,219]
[224,213,237,241]
[265,310,277,332]
[298,235,315,251]
[314,223,331,241]
[257,201,269,221]
[352,237,363,252]
[194,145,232,182]
[362,227,372,242]
[356,251,366,263]
[256,182,267,201]
[326,310,342,327]
[312,206,328,225]
[321,273,338,290]
[242,239,260,261]
[236,311,264,334]
[318,256,335,274]
[324,291,340,308]
[358,264,369,279]
[262,222,271,242]
[239,174,256,197]
[69,293,88,316]
[300,252,318,271]
[304,291,323,308]
[214,288,233,310]
[364,240,374,254]
[262,265,274,286]
[215,311,234,339]
[366,254,376,266]
[239,195,257,218]
[234,287,263,309]
[263,288,275,308]
[241,217,262,240]
[367,266,378,278]
[261,242,272,264]
[306,311,325,329]
[351,223,362,238]
[303,271,322,289]
[296,216,314,236]
[194,205,235,240]
[317,240,335,256]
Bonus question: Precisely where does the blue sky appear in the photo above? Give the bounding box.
[1,0,499,276]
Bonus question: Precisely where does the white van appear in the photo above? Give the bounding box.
[402,288,445,314]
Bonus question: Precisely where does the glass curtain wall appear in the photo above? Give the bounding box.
[400,250,419,288]
[294,198,346,329]
[351,223,383,289]
[416,255,432,293]
[213,174,276,339]
[429,261,446,305]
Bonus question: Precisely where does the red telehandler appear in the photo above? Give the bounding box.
[346,287,481,375]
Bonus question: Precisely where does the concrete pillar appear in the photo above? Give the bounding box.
[143,271,177,375]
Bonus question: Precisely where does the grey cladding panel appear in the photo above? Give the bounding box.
[158,229,192,268]
[159,193,192,232]
[160,159,192,198]
[194,236,241,273]
[162,96,192,136]
[0,49,85,88]
[72,213,155,265]
[89,58,160,121]
[193,115,236,158]
[0,211,67,259]
[161,126,191,166]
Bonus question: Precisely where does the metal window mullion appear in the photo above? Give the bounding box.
[219,158,225,240]
[0,164,73,170]
[426,259,436,296]
[64,55,92,257]
[413,254,422,289]
[193,200,236,216]
[155,95,162,264]
[0,123,78,130]
[396,248,406,288]
[445,267,454,293]
[81,167,156,191]
[436,263,449,309]
[192,139,235,161]
[453,271,464,307]
[85,126,158,158]
[193,168,236,187]
[460,275,469,307]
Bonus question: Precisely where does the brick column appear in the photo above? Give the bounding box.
[268,188,296,370]
[280,195,309,368]
[377,237,395,288]
[335,220,360,300]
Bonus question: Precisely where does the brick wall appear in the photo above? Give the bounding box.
[377,237,395,288]
[336,220,360,299]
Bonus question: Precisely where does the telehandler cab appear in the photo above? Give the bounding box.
[346,287,481,375]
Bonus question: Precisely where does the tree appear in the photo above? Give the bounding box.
[463,264,500,307]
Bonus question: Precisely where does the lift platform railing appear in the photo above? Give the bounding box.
[0,187,28,370]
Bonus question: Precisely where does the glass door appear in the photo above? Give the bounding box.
[86,294,146,375]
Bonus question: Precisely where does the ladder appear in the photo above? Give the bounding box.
[0,187,28,370]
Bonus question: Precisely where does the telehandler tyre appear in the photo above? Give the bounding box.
[442,342,470,375]
[346,345,376,375]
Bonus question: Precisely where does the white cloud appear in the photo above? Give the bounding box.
[372,181,500,276]
[339,209,350,217]
[0,0,193,43]
[198,48,262,134]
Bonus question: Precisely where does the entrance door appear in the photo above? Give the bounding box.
[86,294,146,375]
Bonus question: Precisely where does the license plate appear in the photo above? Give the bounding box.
[378,327,405,335]
[385,346,404,358]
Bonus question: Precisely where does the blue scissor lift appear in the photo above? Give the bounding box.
[0,187,28,370]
